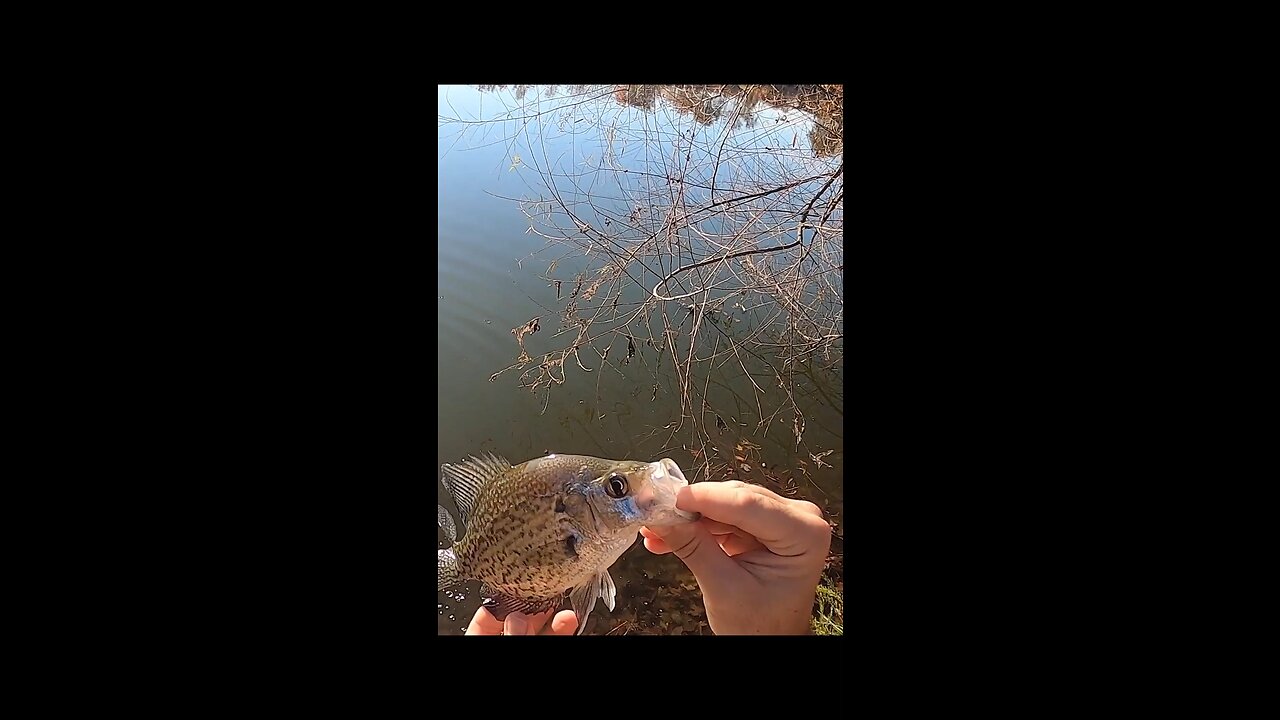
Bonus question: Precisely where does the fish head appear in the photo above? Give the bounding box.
[580,457,701,533]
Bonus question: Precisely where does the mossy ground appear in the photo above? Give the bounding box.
[811,568,844,636]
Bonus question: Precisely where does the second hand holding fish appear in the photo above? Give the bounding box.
[638,480,831,635]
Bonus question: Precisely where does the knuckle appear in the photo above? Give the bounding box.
[813,520,833,545]
[809,518,833,547]
[735,491,767,512]
[795,500,823,518]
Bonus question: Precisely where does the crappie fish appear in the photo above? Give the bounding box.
[437,452,699,634]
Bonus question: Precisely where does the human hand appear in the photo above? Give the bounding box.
[640,480,831,635]
[465,606,579,635]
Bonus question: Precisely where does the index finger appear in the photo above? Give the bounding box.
[675,482,826,556]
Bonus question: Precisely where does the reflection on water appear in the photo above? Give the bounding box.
[438,84,842,634]
[475,84,844,157]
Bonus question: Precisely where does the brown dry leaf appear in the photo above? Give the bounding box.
[511,317,540,342]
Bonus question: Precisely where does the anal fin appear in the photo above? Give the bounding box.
[479,585,561,623]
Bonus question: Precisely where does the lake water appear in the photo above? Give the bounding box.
[437,85,843,634]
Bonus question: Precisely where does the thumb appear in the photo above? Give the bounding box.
[644,521,742,588]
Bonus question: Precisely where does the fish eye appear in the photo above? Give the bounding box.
[605,472,629,498]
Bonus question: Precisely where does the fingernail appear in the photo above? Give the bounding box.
[506,613,527,635]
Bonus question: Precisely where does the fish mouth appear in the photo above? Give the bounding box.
[661,458,687,485]
[641,458,700,524]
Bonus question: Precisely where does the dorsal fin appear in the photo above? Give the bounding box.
[440,451,511,525]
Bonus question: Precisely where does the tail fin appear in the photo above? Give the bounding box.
[439,548,461,591]
[438,504,458,542]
